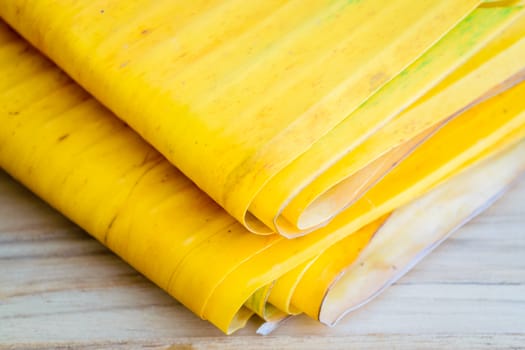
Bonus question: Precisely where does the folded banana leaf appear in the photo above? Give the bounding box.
[0,0,524,334]
[3,0,523,237]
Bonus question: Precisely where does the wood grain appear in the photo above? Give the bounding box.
[0,169,524,349]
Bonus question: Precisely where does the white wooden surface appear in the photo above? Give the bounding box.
[0,169,524,349]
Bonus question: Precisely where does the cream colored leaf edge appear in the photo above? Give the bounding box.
[319,140,525,325]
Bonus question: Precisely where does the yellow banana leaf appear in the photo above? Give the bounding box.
[318,140,525,325]
[2,5,525,334]
[2,0,504,237]
[254,139,525,332]
[232,84,525,323]
[255,9,525,236]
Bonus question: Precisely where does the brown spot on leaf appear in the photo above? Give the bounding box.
[57,134,70,142]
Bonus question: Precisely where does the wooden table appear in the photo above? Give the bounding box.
[1,169,524,349]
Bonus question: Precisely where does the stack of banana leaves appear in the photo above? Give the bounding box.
[1,0,524,334]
